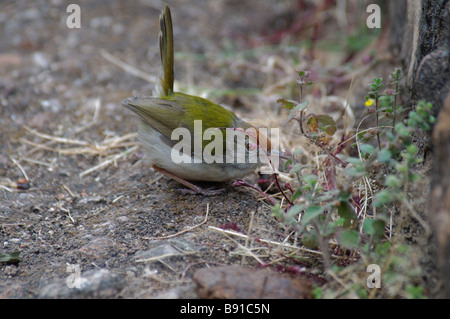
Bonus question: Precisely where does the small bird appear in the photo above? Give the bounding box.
[122,5,272,195]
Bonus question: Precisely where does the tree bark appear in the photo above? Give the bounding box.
[390,0,449,114]
[389,0,450,298]
[431,94,450,298]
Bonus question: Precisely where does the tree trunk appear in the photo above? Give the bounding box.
[389,0,450,298]
[431,94,450,298]
[390,0,449,115]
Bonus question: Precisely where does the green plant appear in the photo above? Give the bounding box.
[363,68,406,147]
[274,70,346,273]
[346,99,434,252]
[269,68,435,297]
[405,284,427,299]
[388,68,402,132]
[366,77,384,149]
[0,251,21,264]
[312,286,323,299]
[370,100,435,237]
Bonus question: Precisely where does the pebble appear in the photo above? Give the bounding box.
[193,265,313,299]
[40,98,62,113]
[38,269,125,298]
[79,237,115,259]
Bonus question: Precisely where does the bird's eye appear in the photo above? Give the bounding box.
[245,138,257,151]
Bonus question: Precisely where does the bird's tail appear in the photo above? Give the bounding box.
[159,5,174,96]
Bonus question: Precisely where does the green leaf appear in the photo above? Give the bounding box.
[277,98,297,110]
[421,122,431,131]
[290,189,302,202]
[0,251,21,264]
[338,229,359,249]
[385,175,402,188]
[271,204,283,218]
[377,149,392,163]
[360,144,375,155]
[408,112,423,127]
[406,144,417,155]
[375,241,390,256]
[337,200,356,228]
[363,216,387,238]
[287,100,309,121]
[302,205,324,225]
[301,230,318,249]
[395,163,408,174]
[373,189,395,207]
[287,204,303,220]
[289,164,301,174]
[318,115,337,136]
[302,174,318,189]
[312,287,323,299]
[386,131,395,142]
[428,115,435,124]
[406,285,426,299]
[395,123,409,137]
[345,165,367,178]
[307,115,337,136]
[362,219,373,234]
[284,158,293,171]
[316,190,339,202]
[346,157,362,165]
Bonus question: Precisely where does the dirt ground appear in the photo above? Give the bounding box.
[0,0,309,299]
[0,1,438,298]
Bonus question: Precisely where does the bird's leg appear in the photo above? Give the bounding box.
[152,165,224,196]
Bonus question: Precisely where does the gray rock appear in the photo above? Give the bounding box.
[39,269,124,298]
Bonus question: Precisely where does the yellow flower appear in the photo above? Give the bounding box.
[365,99,375,107]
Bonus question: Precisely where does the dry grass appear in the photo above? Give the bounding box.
[14,96,139,179]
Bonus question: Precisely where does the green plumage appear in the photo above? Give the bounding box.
[122,5,249,148]
[122,92,247,150]
[159,5,174,96]
[120,5,267,189]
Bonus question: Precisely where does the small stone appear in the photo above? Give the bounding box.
[76,195,103,206]
[134,242,180,262]
[40,98,62,112]
[32,52,49,69]
[79,237,115,259]
[38,269,124,298]
[193,265,312,299]
[4,265,19,277]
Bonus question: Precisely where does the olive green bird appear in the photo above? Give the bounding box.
[122,5,272,195]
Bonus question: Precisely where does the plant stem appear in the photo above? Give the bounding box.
[273,173,293,206]
[392,83,398,134]
[233,180,276,205]
[375,95,381,150]
[312,219,331,276]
